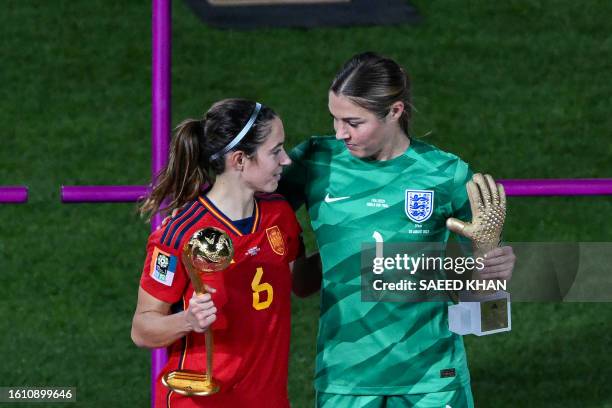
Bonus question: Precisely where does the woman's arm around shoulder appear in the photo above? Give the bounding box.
[290,250,322,298]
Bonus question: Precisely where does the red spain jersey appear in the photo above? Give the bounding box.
[140,193,302,408]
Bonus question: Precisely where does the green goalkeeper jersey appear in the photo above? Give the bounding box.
[279,136,475,395]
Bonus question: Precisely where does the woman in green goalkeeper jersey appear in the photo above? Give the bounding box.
[278,52,516,408]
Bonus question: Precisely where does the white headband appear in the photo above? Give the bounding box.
[210,102,262,161]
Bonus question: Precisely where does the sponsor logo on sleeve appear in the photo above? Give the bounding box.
[149,247,177,286]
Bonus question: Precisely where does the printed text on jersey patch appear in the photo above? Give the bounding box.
[149,247,177,286]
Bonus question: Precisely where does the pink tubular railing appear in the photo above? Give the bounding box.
[0,186,28,203]
[60,179,612,203]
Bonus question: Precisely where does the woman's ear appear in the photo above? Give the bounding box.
[228,151,245,171]
[388,101,405,121]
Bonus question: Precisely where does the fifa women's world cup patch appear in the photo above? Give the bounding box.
[405,189,434,223]
[149,247,178,286]
[265,226,286,256]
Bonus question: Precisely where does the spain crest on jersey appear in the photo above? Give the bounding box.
[405,189,434,223]
[266,226,286,256]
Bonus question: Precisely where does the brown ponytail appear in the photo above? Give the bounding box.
[139,119,210,221]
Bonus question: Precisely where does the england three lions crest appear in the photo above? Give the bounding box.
[405,189,434,223]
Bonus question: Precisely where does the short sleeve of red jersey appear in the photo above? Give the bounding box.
[139,230,189,304]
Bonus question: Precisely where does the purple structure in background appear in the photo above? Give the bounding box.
[150,0,171,402]
[0,186,28,203]
[60,1,171,404]
[61,179,612,202]
[501,178,612,196]
[61,186,149,203]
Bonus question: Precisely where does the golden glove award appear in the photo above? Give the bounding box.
[162,227,234,396]
[446,173,511,336]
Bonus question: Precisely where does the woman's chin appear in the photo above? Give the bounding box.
[346,148,367,158]
[259,181,279,193]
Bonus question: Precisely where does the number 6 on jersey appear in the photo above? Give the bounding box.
[252,267,273,310]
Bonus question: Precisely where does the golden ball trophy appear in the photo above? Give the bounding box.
[446,174,511,336]
[162,227,234,396]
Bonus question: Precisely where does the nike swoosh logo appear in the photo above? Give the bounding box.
[324,193,351,203]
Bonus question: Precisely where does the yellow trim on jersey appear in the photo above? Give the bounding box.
[198,196,260,236]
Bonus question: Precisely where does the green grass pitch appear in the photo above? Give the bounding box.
[1,0,611,406]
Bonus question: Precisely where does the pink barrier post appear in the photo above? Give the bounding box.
[59,1,172,405]
[150,0,171,403]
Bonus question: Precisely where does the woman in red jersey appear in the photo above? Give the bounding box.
[131,99,314,408]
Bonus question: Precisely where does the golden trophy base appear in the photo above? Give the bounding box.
[162,370,220,396]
